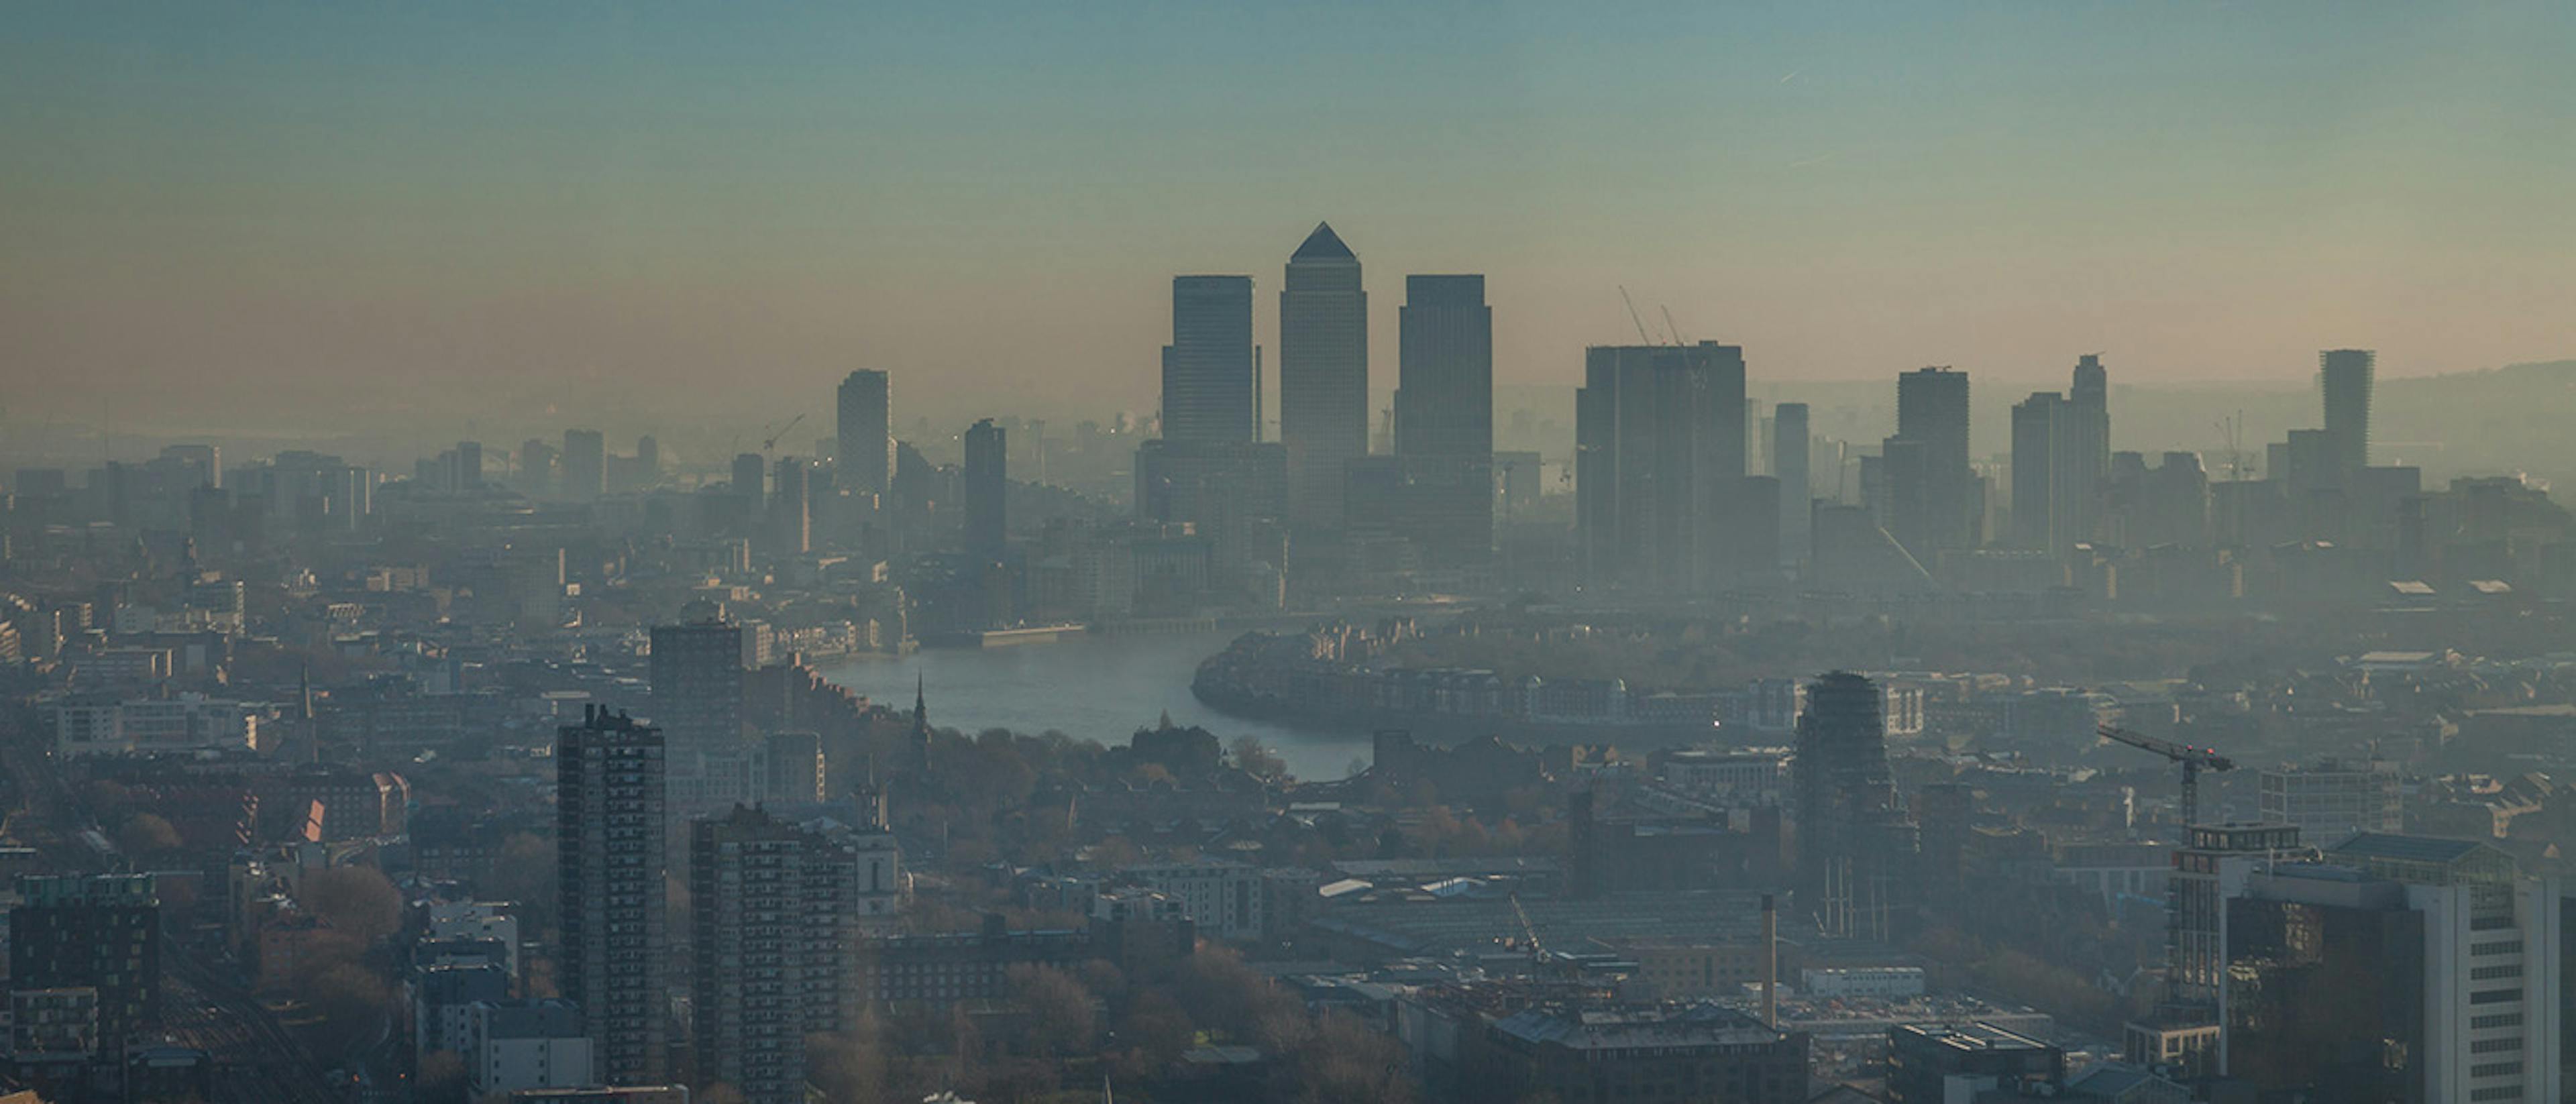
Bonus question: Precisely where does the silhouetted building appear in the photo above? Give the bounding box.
[1887,1022,2065,1103]
[1390,274,1495,563]
[963,418,1007,559]
[9,875,159,1060]
[557,706,669,1085]
[1163,276,1256,446]
[837,369,895,496]
[2320,348,2375,478]
[2068,353,2110,545]
[1400,991,1807,1104]
[1889,367,1973,555]
[768,456,811,556]
[561,429,606,501]
[2011,390,2071,552]
[649,618,744,762]
[1792,672,1915,938]
[1773,402,1811,567]
[731,452,765,508]
[1280,223,1368,530]
[1576,342,1748,592]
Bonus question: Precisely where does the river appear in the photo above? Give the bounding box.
[814,630,1373,781]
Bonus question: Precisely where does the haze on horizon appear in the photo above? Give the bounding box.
[5,1,2572,441]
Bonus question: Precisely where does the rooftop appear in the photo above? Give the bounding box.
[1290,221,1354,262]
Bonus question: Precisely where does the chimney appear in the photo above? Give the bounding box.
[1760,893,1779,1030]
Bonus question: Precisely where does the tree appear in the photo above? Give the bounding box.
[415,1049,468,1104]
[296,962,390,1059]
[300,866,403,944]
[485,832,557,930]
[1230,736,1288,781]
[117,812,181,857]
[1006,964,1096,1058]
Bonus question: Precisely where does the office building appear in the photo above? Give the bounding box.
[963,419,1007,559]
[1791,672,1916,938]
[9,875,160,1056]
[561,430,606,501]
[1773,402,1811,567]
[2067,354,2110,545]
[768,457,810,556]
[462,999,594,1098]
[648,618,743,763]
[730,452,764,508]
[1886,1022,2065,1104]
[2220,834,2561,1103]
[1279,223,1368,530]
[2010,391,2070,552]
[2259,759,2402,844]
[2126,822,2306,1079]
[1390,274,1495,564]
[2320,349,2375,477]
[556,706,669,1085]
[836,369,896,496]
[1575,343,1748,592]
[1161,276,1256,446]
[1888,367,1974,556]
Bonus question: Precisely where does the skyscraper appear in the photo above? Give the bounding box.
[9,875,160,1059]
[1575,343,1748,592]
[690,807,828,1104]
[556,706,669,1085]
[1393,274,1495,564]
[561,429,607,501]
[1889,367,1972,556]
[2010,392,2067,551]
[1772,402,1811,567]
[963,418,1007,559]
[649,617,744,761]
[2320,348,2374,476]
[1792,672,1915,938]
[2065,354,2110,545]
[837,370,894,497]
[731,452,765,508]
[1161,276,1256,446]
[1279,223,1368,530]
[769,457,811,555]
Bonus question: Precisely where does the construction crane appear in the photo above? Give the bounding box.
[760,412,807,459]
[1618,286,1654,345]
[2098,723,2235,829]
[1508,891,1545,960]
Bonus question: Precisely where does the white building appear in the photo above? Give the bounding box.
[50,693,259,757]
[1656,749,1789,806]
[1121,861,1264,942]
[1799,966,1925,999]
[463,999,594,1096]
[2259,759,2402,844]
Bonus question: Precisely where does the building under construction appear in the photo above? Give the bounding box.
[1791,671,1920,938]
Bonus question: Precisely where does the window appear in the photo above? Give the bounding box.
[2471,1013,2524,1029]
[2471,965,2522,981]
[2472,940,2523,956]
[2469,988,2523,1005]
[2471,1038,2525,1054]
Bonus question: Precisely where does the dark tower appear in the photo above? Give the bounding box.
[910,674,931,776]
[1792,671,1916,938]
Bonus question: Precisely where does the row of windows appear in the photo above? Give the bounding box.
[2471,1037,2526,1054]
[2469,988,2524,1005]
[2469,1087,2523,1101]
[2472,940,2524,956]
[2471,1013,2524,1030]
[2469,1061,2524,1079]
[2470,965,2522,981]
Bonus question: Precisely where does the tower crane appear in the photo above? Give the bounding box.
[2097,723,2235,829]
[1508,891,1545,962]
[761,412,807,459]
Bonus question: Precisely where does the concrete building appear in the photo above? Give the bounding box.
[1773,402,1811,567]
[555,706,668,1085]
[1120,861,1265,942]
[647,618,744,765]
[2010,391,2071,553]
[1792,672,1916,939]
[1886,1022,2065,1104]
[463,999,594,1097]
[836,369,895,496]
[1161,276,1256,447]
[689,807,822,1104]
[1279,223,1368,531]
[1801,967,1925,999]
[2067,354,2110,547]
[9,875,160,1058]
[1398,991,1808,1104]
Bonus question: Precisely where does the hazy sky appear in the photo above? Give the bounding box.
[5,1,2572,439]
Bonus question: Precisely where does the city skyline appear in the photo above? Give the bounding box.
[6,3,2573,436]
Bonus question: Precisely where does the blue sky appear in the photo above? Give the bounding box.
[4,1,2571,431]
